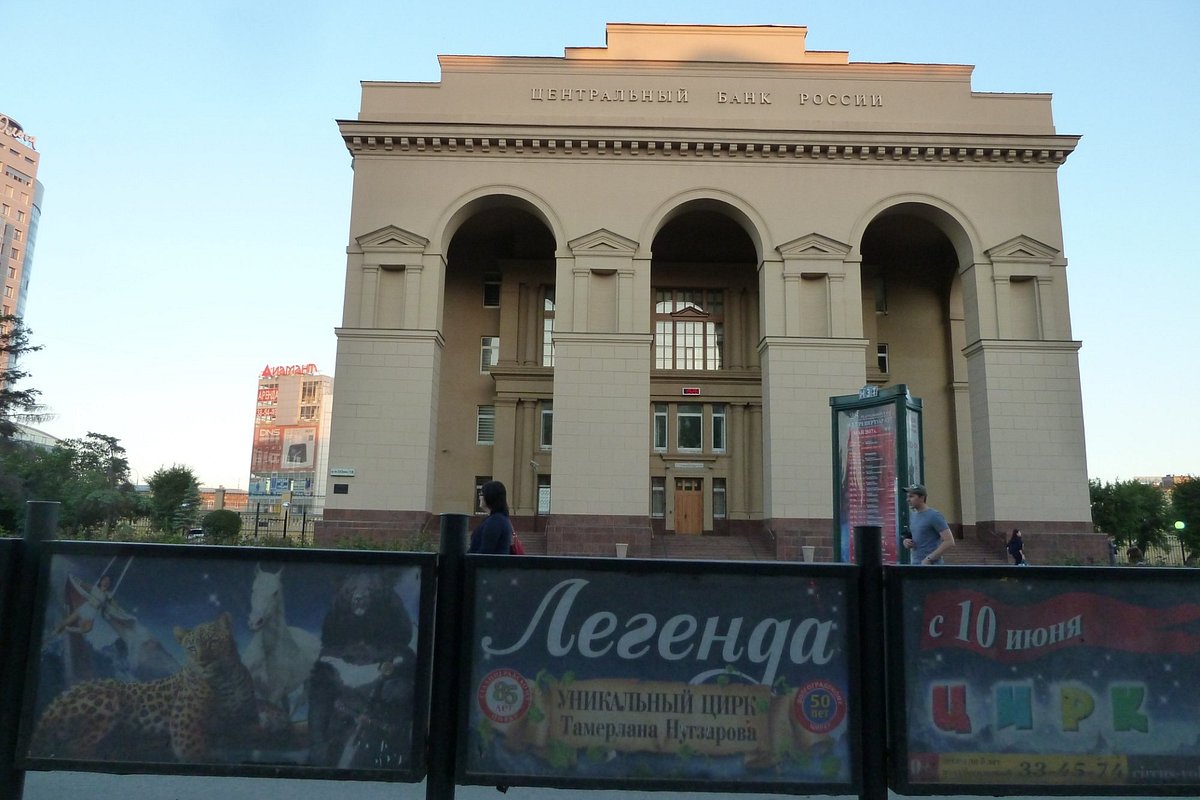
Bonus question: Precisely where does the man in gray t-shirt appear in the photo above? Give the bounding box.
[901,484,955,565]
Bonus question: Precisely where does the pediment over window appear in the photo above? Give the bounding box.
[354,225,430,254]
[777,232,851,260]
[985,235,1060,263]
[568,228,639,256]
[670,305,710,320]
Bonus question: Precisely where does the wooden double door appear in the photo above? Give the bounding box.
[674,477,703,535]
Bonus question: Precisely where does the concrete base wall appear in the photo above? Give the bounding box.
[545,513,653,557]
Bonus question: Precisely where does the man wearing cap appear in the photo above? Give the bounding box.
[902,484,955,565]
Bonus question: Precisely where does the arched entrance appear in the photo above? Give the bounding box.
[649,206,763,536]
[434,204,557,525]
[859,205,971,531]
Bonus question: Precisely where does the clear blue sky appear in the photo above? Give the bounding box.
[7,0,1198,489]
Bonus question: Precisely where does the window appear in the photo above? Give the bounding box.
[713,478,727,519]
[15,210,23,222]
[474,476,492,514]
[301,381,319,402]
[11,230,20,242]
[540,402,553,450]
[9,248,18,261]
[483,274,500,307]
[654,288,724,370]
[6,266,13,279]
[677,403,702,451]
[876,343,889,374]
[537,474,552,515]
[299,405,318,420]
[650,477,666,518]
[476,405,495,445]
[3,286,12,299]
[541,286,556,367]
[653,404,668,450]
[712,404,726,452]
[480,336,499,373]
[1,205,7,217]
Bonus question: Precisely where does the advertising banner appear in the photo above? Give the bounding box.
[836,404,900,563]
[460,558,860,794]
[889,568,1200,794]
[19,542,435,782]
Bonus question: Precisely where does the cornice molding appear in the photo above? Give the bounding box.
[340,124,1075,167]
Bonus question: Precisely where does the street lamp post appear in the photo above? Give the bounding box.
[1175,520,1186,563]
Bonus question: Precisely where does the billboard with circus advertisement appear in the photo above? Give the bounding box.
[458,558,861,794]
[888,567,1200,795]
[18,541,435,782]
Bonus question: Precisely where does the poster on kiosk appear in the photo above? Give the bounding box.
[830,384,923,564]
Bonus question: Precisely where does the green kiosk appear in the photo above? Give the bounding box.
[830,384,924,564]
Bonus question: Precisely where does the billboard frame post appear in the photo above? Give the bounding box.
[428,513,469,800]
[855,524,888,800]
[1,501,60,800]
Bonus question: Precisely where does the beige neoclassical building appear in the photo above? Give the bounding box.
[318,24,1099,562]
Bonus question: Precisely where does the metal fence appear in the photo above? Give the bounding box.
[121,505,322,546]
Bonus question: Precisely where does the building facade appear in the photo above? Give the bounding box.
[319,24,1099,561]
[1,114,43,372]
[248,363,333,514]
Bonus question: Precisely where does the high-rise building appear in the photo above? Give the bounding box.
[248,363,333,514]
[1,113,43,376]
[320,24,1099,563]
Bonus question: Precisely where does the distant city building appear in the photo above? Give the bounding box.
[248,363,333,513]
[1,114,43,340]
[200,487,250,512]
[13,422,58,449]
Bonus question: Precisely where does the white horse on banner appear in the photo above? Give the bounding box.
[242,565,321,719]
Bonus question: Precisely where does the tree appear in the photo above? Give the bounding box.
[146,465,202,534]
[0,432,141,537]
[1089,478,1171,553]
[1171,476,1200,562]
[0,314,47,440]
[57,433,139,537]
[201,509,242,544]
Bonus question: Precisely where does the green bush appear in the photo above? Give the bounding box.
[201,509,242,543]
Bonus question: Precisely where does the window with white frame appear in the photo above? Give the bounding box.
[650,477,666,518]
[712,404,726,452]
[476,405,495,445]
[537,474,552,515]
[653,288,724,370]
[540,402,553,450]
[713,478,727,519]
[480,336,500,373]
[677,403,703,451]
[542,286,555,367]
[653,404,668,450]
[876,343,889,374]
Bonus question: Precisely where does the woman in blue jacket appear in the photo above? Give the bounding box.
[469,480,514,554]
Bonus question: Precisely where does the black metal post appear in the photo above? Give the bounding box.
[856,525,888,800]
[254,502,261,541]
[1,501,59,800]
[427,513,468,800]
[300,505,308,546]
[282,505,290,540]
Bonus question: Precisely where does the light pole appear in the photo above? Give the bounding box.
[1175,520,1186,563]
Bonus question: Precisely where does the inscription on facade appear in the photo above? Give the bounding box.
[528,88,883,108]
[531,88,689,103]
